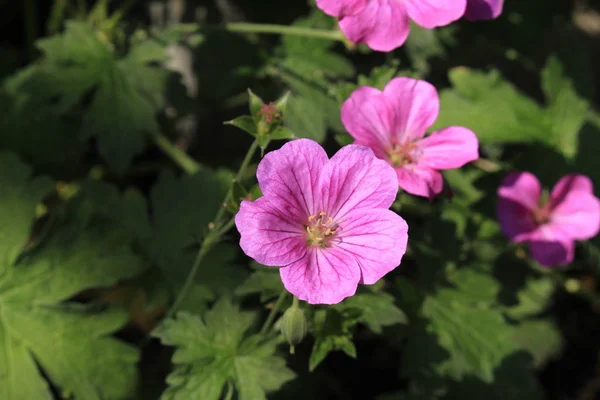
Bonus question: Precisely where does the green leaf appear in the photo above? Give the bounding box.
[285,94,328,142]
[336,292,408,334]
[21,22,184,172]
[235,263,284,302]
[422,284,517,382]
[225,115,258,136]
[0,185,143,399]
[541,55,589,158]
[511,320,562,368]
[248,89,265,120]
[434,68,549,145]
[309,308,360,371]
[505,277,554,320]
[153,298,295,400]
[0,152,53,270]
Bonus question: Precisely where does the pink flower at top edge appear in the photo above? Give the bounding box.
[497,172,600,267]
[341,77,479,198]
[316,0,467,52]
[235,139,408,305]
[464,0,504,21]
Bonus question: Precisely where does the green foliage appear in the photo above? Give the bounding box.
[0,153,143,400]
[435,54,590,159]
[152,298,295,400]
[16,22,184,172]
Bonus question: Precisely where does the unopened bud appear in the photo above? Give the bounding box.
[280,300,308,354]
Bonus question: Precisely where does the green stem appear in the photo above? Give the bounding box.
[162,140,259,320]
[212,140,259,229]
[260,290,288,336]
[225,23,344,41]
[164,239,214,320]
[152,133,201,175]
[171,22,345,41]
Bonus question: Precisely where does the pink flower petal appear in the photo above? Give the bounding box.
[335,209,408,284]
[279,248,361,304]
[235,197,307,267]
[549,174,594,209]
[497,171,541,212]
[256,139,328,219]
[417,126,479,169]
[496,197,537,243]
[404,0,466,28]
[341,86,394,155]
[383,78,439,142]
[464,0,503,21]
[549,192,600,240]
[395,165,444,198]
[528,225,575,267]
[318,144,399,219]
[339,0,410,52]
[316,0,367,17]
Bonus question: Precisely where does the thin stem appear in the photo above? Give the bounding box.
[162,140,259,321]
[23,0,38,60]
[213,140,259,228]
[260,290,288,336]
[225,23,344,41]
[152,133,200,175]
[164,239,214,320]
[171,22,345,41]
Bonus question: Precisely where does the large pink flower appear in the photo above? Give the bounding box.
[341,77,479,198]
[497,172,600,267]
[464,0,503,21]
[235,139,408,304]
[316,0,467,52]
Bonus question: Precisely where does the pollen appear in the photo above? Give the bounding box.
[305,212,338,248]
[387,142,417,167]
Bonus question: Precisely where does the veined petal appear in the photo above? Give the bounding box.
[395,165,444,198]
[383,78,439,142]
[497,171,541,212]
[318,144,398,219]
[549,191,600,240]
[464,0,503,20]
[335,209,408,284]
[417,126,479,169]
[404,0,466,28]
[549,174,594,209]
[316,0,367,17]
[235,197,307,267]
[341,86,394,153]
[339,0,410,52]
[279,248,361,304]
[256,139,328,219]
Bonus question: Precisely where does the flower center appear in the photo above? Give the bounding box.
[386,142,417,167]
[305,211,338,248]
[532,206,551,225]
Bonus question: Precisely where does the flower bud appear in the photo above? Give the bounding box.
[280,301,308,354]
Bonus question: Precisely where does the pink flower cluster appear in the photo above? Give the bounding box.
[234,78,599,304]
[316,0,504,52]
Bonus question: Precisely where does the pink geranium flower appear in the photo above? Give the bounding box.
[341,77,479,198]
[316,0,467,52]
[497,172,600,267]
[235,139,408,304]
[464,0,503,21]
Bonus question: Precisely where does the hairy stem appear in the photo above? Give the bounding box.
[224,22,344,41]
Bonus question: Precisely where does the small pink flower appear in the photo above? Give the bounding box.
[235,139,408,304]
[341,77,479,198]
[464,0,503,20]
[497,172,600,267]
[316,0,467,52]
